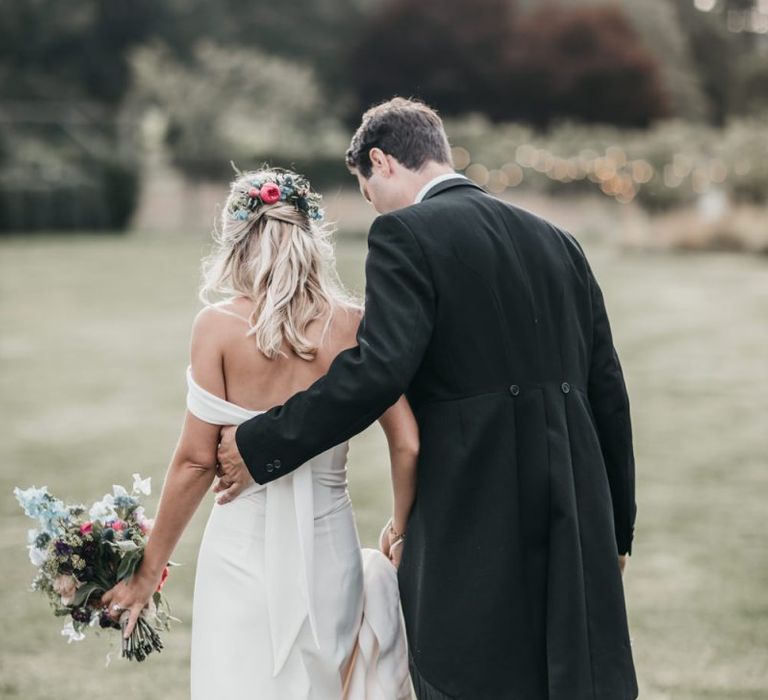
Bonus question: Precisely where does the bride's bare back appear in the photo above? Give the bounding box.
[206,296,363,412]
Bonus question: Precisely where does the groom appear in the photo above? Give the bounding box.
[217,97,638,699]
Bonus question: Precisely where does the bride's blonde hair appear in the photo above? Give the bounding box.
[200,167,362,360]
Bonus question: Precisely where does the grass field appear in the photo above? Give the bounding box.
[1,225,766,699]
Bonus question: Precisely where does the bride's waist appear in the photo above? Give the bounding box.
[235,473,350,514]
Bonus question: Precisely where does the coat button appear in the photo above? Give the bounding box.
[509,384,520,396]
[561,382,570,394]
[266,463,274,472]
[274,459,282,470]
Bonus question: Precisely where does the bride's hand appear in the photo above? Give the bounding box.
[389,538,404,569]
[379,517,406,568]
[378,519,392,558]
[100,567,160,638]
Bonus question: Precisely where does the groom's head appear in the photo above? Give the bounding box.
[346,97,454,213]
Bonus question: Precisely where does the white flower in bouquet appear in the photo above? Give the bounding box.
[61,619,86,644]
[132,473,152,496]
[89,493,118,524]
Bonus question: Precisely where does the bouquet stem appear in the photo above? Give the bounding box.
[120,610,164,662]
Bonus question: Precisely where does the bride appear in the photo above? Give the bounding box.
[100,167,415,699]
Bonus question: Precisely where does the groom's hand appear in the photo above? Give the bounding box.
[215,426,256,505]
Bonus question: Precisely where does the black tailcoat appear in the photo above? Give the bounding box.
[236,178,639,699]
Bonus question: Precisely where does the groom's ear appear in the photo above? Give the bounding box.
[369,147,392,177]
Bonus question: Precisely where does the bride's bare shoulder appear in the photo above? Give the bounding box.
[197,298,254,327]
[189,299,253,353]
[328,302,364,350]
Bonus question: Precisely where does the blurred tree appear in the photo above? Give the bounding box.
[348,0,668,127]
[0,1,159,231]
[617,0,711,122]
[0,0,162,105]
[122,42,349,182]
[506,5,670,127]
[345,0,517,121]
[671,0,740,125]
[676,0,768,117]
[541,0,711,122]
[152,0,375,100]
[545,0,768,122]
[732,51,768,114]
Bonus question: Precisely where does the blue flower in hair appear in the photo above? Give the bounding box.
[226,165,325,224]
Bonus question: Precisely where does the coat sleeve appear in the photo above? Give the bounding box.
[234,211,435,485]
[584,257,637,556]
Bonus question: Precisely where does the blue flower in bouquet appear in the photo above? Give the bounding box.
[14,486,54,520]
[13,485,70,536]
[113,494,138,510]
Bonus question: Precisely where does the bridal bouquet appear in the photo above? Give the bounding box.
[13,473,180,663]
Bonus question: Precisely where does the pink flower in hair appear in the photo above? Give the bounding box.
[259,183,281,204]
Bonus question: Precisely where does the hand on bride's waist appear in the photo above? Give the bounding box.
[214,426,257,505]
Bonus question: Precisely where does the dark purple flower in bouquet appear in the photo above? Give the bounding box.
[80,540,98,561]
[99,608,120,629]
[71,606,92,624]
[54,540,72,555]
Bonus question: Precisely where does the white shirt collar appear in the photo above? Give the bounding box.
[413,172,469,204]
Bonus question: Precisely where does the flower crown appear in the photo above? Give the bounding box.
[227,164,325,223]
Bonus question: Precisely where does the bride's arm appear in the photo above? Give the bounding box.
[377,396,419,558]
[332,304,418,555]
[139,308,226,579]
[102,309,225,633]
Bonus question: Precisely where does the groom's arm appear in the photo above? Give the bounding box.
[234,211,435,484]
[584,258,637,557]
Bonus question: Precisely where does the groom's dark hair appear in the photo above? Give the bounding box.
[345,97,453,178]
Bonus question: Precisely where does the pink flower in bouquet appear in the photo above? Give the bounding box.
[259,182,281,204]
[133,506,152,533]
[106,518,126,532]
[155,565,170,593]
[79,521,93,535]
[53,574,82,606]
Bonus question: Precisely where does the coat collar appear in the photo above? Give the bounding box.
[421,176,485,201]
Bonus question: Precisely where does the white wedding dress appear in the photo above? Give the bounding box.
[186,366,412,700]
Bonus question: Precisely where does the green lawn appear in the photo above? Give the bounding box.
[1,227,766,698]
